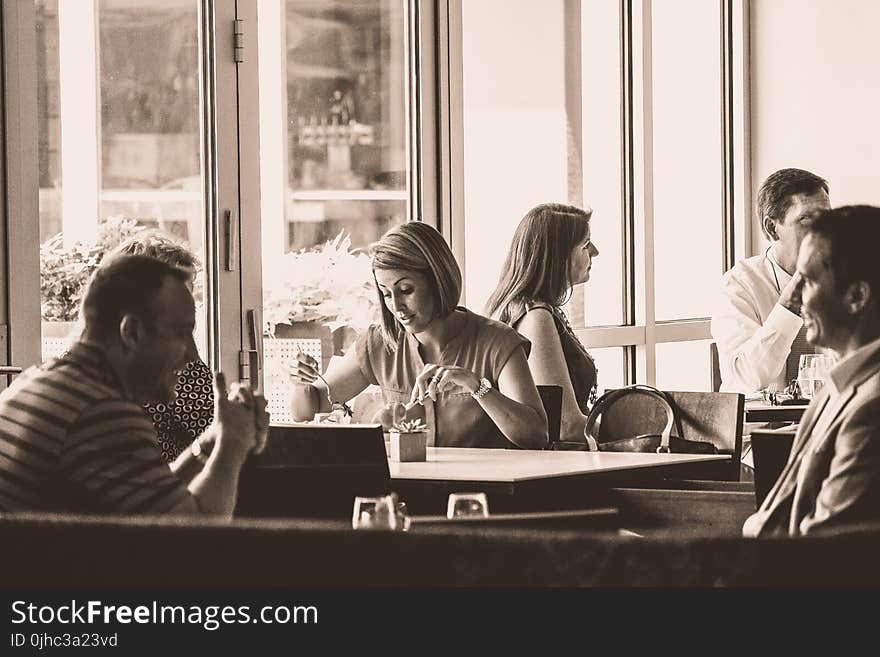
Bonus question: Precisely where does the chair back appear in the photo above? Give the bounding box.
[0,366,22,391]
[749,428,796,508]
[536,385,562,448]
[709,342,722,392]
[597,389,745,480]
[236,423,391,519]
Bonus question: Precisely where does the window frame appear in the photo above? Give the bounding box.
[2,0,42,371]
[440,0,750,390]
[1,0,246,376]
[3,0,746,393]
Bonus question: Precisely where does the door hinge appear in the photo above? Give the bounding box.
[233,18,245,63]
[239,350,258,383]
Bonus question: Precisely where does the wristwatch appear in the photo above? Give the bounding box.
[190,438,206,462]
[471,377,492,400]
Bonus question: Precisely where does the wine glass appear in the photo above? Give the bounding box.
[798,354,835,399]
[446,492,489,519]
[798,355,816,399]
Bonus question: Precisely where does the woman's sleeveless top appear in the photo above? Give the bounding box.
[508,300,598,414]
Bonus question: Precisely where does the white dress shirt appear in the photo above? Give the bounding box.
[711,248,803,394]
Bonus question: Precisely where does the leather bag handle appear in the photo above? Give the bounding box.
[584,384,678,453]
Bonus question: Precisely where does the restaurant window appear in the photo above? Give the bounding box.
[34,0,210,361]
[650,0,724,322]
[655,339,713,392]
[257,0,414,423]
[449,0,743,391]
[7,1,427,398]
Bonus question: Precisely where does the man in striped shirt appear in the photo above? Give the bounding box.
[0,255,267,517]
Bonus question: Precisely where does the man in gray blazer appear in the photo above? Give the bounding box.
[744,205,880,537]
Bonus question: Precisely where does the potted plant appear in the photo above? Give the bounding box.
[389,418,428,462]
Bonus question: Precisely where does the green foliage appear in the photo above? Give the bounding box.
[39,216,146,322]
[263,230,379,335]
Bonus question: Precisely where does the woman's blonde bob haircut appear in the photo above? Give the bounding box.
[371,222,462,347]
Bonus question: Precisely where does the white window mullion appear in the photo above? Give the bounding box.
[654,319,712,344]
[631,0,656,385]
[574,325,645,349]
[564,0,585,323]
[439,0,465,300]
[730,0,751,263]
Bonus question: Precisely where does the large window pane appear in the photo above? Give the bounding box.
[258,0,409,423]
[461,0,623,328]
[590,346,626,395]
[461,0,571,312]
[651,0,723,320]
[655,339,712,392]
[36,0,208,361]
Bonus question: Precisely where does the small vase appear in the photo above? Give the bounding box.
[389,430,427,462]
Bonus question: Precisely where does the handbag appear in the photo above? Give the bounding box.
[582,385,718,454]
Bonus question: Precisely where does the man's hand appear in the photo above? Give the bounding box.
[229,382,269,455]
[212,372,258,457]
[779,271,804,316]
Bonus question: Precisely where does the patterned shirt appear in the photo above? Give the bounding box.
[145,359,214,462]
[0,341,198,514]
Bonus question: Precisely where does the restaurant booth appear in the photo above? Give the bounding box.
[4,506,879,588]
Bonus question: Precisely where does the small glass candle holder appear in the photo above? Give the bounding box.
[446,492,489,519]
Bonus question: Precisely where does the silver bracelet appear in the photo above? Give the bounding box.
[471,377,492,400]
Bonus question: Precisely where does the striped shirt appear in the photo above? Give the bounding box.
[0,341,198,514]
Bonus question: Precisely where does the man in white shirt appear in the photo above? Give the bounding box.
[711,168,830,394]
[743,205,880,536]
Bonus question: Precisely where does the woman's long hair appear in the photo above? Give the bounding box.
[485,203,592,323]
[372,222,462,348]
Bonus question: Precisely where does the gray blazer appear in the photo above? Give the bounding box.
[743,339,880,537]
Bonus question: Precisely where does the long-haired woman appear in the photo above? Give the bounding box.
[486,203,599,442]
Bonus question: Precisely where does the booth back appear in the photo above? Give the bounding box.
[2,512,880,587]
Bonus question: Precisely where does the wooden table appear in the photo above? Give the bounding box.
[389,447,731,514]
[744,402,808,423]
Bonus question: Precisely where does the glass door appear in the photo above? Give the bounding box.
[256,0,414,423]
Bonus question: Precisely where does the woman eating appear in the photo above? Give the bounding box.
[290,222,547,449]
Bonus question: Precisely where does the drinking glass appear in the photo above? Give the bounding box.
[446,492,489,519]
[352,495,399,530]
[371,401,406,430]
[798,354,835,399]
[395,500,411,532]
[372,401,425,430]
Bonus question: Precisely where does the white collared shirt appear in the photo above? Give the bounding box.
[710,249,803,394]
